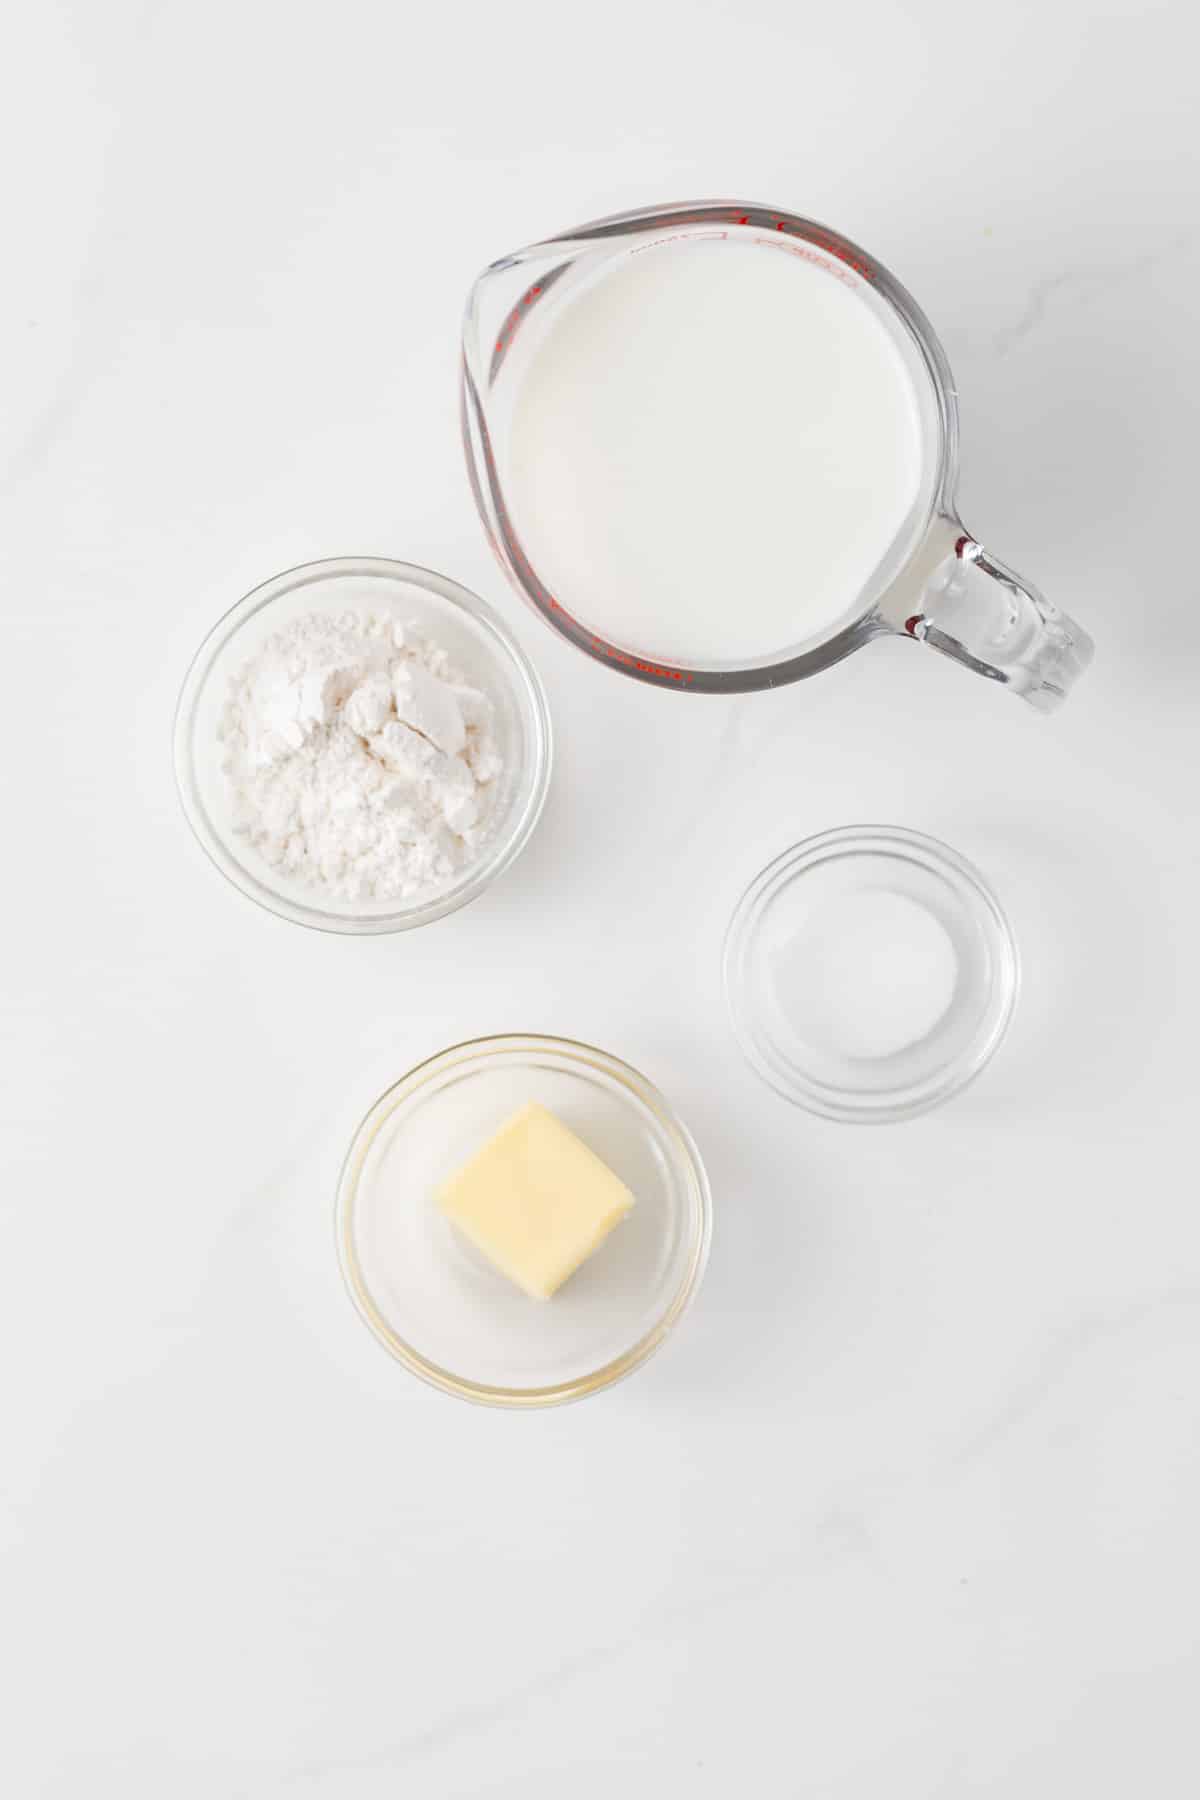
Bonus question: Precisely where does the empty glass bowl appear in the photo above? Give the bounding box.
[173,557,552,933]
[725,826,1019,1122]
[336,1035,712,1406]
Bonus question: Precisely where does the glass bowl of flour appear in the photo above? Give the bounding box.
[174,558,552,933]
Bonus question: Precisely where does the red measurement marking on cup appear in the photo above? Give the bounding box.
[594,639,693,683]
[492,276,555,365]
[707,208,870,286]
[631,230,728,256]
[638,207,877,283]
[496,493,690,676]
[502,501,693,682]
[493,487,693,681]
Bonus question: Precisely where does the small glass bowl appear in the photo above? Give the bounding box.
[336,1035,713,1407]
[724,826,1019,1122]
[174,557,552,933]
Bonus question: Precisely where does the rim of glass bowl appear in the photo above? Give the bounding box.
[173,556,553,935]
[723,825,1020,1123]
[335,1034,714,1408]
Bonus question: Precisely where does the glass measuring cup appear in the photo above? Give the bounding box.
[462,201,1093,710]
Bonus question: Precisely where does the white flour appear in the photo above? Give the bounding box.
[220,610,505,901]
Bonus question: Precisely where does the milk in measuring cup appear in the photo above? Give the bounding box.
[506,236,931,668]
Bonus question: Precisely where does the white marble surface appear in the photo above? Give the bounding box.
[4,2,1200,1793]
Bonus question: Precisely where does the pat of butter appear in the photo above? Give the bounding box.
[437,1102,634,1299]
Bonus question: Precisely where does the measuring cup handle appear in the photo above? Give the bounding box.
[903,525,1094,711]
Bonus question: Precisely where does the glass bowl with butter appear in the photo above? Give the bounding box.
[336,1036,712,1406]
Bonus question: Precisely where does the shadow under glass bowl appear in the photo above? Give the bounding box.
[173,557,552,934]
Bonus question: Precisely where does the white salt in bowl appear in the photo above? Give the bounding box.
[174,557,552,933]
[724,826,1019,1122]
